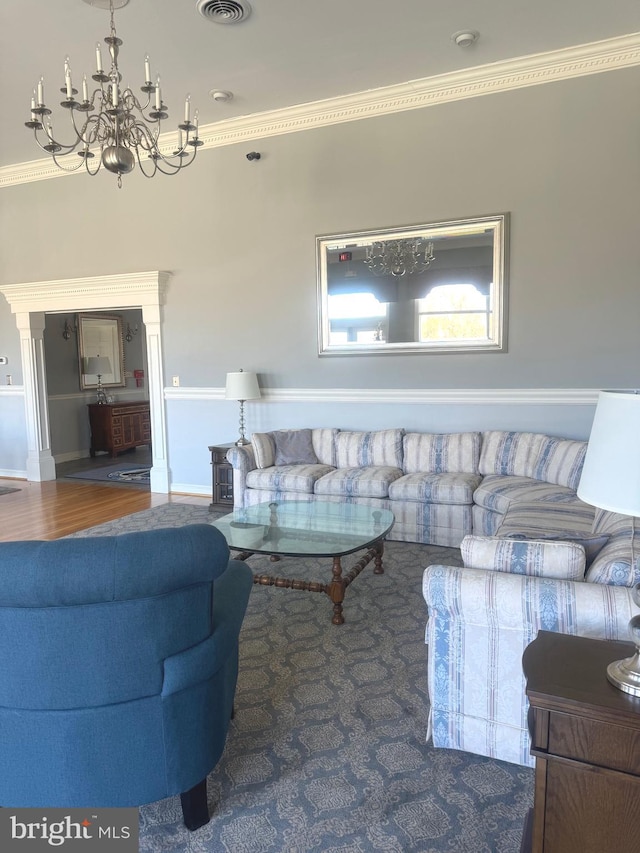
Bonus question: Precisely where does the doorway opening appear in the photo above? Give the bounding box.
[0,271,170,493]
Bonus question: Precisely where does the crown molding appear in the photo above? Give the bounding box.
[2,32,638,189]
[0,270,170,313]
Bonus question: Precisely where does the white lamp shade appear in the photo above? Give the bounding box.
[225,370,260,401]
[84,356,112,376]
[577,390,640,516]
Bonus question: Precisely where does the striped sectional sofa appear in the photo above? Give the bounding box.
[228,426,593,545]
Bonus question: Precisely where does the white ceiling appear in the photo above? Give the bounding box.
[2,0,639,170]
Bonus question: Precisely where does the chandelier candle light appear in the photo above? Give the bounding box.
[25,0,202,187]
[225,369,261,446]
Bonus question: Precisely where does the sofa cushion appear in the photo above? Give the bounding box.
[311,428,339,467]
[473,474,584,515]
[586,510,640,586]
[314,466,403,498]
[273,429,319,465]
[461,535,586,580]
[402,432,481,475]
[251,433,276,469]
[389,472,482,505]
[496,500,595,537]
[335,429,404,469]
[245,464,335,494]
[479,430,587,490]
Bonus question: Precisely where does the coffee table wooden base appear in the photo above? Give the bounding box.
[236,540,385,625]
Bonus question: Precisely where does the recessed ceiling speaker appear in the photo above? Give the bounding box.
[196,0,252,24]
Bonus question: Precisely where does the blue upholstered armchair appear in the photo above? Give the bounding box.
[0,523,253,830]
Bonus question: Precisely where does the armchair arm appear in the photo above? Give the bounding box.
[422,564,638,766]
[162,560,253,697]
[422,564,636,637]
[226,445,257,509]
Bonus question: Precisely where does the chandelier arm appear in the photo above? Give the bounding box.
[50,150,89,173]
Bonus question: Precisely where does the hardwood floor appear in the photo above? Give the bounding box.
[0,478,209,541]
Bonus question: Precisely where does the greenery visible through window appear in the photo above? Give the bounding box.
[417,284,491,342]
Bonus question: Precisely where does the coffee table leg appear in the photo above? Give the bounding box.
[373,541,384,574]
[328,555,345,625]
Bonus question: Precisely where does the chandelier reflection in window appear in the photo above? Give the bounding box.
[25,0,201,187]
[364,238,435,277]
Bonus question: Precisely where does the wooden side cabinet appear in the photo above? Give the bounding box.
[209,443,235,512]
[88,401,151,458]
[522,631,640,853]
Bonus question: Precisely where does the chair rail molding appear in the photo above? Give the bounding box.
[0,271,171,491]
[1,33,639,188]
[164,386,601,405]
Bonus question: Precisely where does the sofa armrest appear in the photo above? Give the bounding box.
[226,445,257,509]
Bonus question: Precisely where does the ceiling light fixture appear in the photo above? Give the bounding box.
[452,30,479,48]
[364,239,435,278]
[210,89,234,103]
[25,0,202,187]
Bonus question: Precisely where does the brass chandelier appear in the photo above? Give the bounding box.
[25,0,201,187]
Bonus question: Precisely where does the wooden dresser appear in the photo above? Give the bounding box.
[88,401,151,458]
[521,631,640,853]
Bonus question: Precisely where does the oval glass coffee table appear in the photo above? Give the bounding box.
[212,500,395,625]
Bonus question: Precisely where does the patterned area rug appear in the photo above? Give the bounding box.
[0,486,20,496]
[69,504,534,853]
[65,464,151,485]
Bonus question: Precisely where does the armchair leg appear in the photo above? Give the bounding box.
[180,778,209,831]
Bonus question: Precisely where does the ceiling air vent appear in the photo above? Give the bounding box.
[196,0,252,24]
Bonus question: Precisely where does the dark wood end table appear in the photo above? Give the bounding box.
[521,630,640,853]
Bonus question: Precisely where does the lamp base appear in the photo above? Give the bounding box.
[606,651,640,697]
[235,437,250,446]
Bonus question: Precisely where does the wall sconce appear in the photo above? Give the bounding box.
[125,323,139,343]
[62,318,76,340]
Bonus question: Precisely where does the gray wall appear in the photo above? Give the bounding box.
[1,68,638,486]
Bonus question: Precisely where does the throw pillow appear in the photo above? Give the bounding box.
[273,429,319,465]
[504,532,609,567]
[461,534,586,580]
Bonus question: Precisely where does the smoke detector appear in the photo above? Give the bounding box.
[196,0,252,24]
[452,30,479,48]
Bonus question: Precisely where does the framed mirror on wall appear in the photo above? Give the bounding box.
[77,313,125,390]
[317,213,509,356]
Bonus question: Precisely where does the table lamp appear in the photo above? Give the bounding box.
[225,369,260,446]
[577,389,640,695]
[84,355,112,405]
